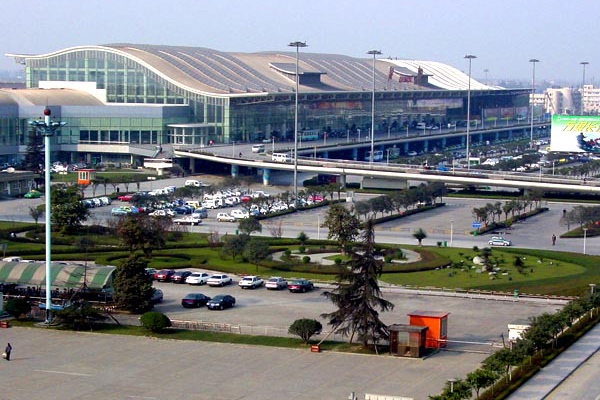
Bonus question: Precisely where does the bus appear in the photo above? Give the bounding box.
[364,150,384,162]
[299,130,320,141]
[271,153,291,163]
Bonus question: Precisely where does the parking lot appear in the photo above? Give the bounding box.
[152,274,560,346]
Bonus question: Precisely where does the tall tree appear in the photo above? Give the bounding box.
[466,369,497,399]
[112,253,154,313]
[51,185,89,233]
[115,213,167,257]
[238,216,262,236]
[322,220,394,347]
[243,238,270,267]
[322,204,361,252]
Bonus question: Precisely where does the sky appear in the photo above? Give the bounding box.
[1,0,598,83]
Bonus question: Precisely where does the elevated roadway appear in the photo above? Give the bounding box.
[174,150,600,194]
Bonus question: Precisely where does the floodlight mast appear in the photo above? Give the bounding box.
[288,41,307,206]
[28,108,66,323]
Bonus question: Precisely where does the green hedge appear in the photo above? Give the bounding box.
[561,225,600,238]
[371,203,446,225]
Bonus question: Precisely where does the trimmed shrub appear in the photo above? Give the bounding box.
[298,245,306,254]
[140,311,171,333]
[5,298,32,320]
[288,318,323,343]
[302,256,311,264]
[334,257,343,265]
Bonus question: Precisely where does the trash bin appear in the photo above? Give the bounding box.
[443,241,447,247]
[235,229,239,235]
[310,344,321,353]
[473,231,478,236]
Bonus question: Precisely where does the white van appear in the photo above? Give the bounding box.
[271,153,291,163]
[231,209,250,219]
[252,144,266,153]
[203,198,223,209]
[416,122,426,130]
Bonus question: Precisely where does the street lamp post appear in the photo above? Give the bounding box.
[581,61,589,114]
[367,50,382,164]
[288,41,307,206]
[583,228,588,255]
[29,108,66,323]
[465,55,476,170]
[529,59,539,149]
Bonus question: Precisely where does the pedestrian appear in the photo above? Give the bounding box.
[239,152,242,158]
[552,234,556,246]
[4,343,12,361]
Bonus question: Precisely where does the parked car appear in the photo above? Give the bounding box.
[111,207,128,216]
[193,208,208,218]
[186,272,210,285]
[24,190,42,199]
[288,279,314,293]
[117,194,134,201]
[488,237,512,246]
[207,294,236,310]
[207,274,233,287]
[154,269,176,282]
[173,215,202,226]
[265,277,288,290]
[150,289,164,304]
[172,270,193,283]
[145,268,157,279]
[216,213,236,222]
[238,276,264,289]
[181,293,211,308]
[230,209,250,219]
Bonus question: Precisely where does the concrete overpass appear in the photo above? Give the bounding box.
[173,149,600,194]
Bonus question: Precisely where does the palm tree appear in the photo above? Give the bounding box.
[413,228,427,246]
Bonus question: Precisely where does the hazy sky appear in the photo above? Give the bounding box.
[1,0,598,83]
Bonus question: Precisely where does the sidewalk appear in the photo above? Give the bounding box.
[508,320,600,400]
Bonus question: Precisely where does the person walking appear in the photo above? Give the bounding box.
[4,343,12,361]
[552,234,557,246]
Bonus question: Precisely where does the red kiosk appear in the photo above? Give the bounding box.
[407,310,450,349]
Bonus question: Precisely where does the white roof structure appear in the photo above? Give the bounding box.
[381,59,501,91]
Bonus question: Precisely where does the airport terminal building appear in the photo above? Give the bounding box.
[1,44,529,164]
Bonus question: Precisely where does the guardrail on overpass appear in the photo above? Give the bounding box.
[174,149,600,194]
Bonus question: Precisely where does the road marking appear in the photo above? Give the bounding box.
[34,369,93,377]
[126,397,158,400]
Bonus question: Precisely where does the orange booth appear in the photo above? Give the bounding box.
[407,310,449,349]
[77,169,96,185]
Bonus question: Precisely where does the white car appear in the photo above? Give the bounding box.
[265,277,288,290]
[149,209,175,217]
[173,215,202,225]
[186,272,210,285]
[239,276,264,289]
[207,274,233,287]
[230,209,250,219]
[216,213,236,222]
[185,179,201,187]
[488,237,512,246]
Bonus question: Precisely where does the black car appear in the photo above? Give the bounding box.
[172,270,193,283]
[150,289,164,304]
[288,279,314,293]
[207,295,236,310]
[181,293,211,308]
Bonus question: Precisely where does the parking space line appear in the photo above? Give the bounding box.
[34,369,93,377]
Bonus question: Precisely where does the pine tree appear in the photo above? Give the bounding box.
[322,220,394,347]
[112,253,154,313]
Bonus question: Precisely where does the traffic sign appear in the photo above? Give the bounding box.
[472,221,482,229]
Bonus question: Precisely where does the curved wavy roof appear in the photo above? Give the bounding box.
[0,88,104,106]
[7,44,502,96]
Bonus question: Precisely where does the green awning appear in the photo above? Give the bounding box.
[0,261,115,290]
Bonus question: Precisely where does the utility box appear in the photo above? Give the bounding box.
[407,310,450,349]
[388,324,428,358]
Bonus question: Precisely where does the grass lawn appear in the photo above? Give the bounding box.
[380,246,587,295]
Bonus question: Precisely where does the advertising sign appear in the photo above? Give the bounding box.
[551,115,600,153]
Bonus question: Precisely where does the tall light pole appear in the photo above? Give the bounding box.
[529,59,539,149]
[583,227,588,255]
[29,108,66,323]
[581,61,589,114]
[288,41,307,205]
[464,55,476,170]
[368,50,382,163]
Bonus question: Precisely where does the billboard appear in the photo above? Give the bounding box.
[551,115,600,153]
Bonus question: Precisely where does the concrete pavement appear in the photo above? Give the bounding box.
[508,320,600,400]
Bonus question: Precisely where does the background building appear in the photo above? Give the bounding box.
[2,44,530,164]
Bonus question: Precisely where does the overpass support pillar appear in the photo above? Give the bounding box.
[508,130,513,140]
[461,135,466,146]
[423,140,429,153]
[339,174,347,188]
[478,133,483,143]
[231,164,239,178]
[404,142,409,154]
[190,159,196,174]
[495,131,500,141]
[352,148,358,161]
[441,138,447,148]
[262,168,271,186]
[322,151,329,159]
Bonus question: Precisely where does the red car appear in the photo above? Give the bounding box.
[117,194,134,201]
[241,195,251,203]
[154,269,176,282]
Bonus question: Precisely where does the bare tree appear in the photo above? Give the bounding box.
[267,220,283,238]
